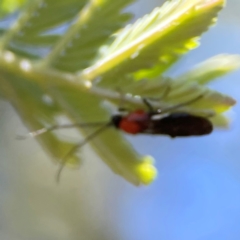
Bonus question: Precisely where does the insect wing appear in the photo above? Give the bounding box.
[142,113,213,137]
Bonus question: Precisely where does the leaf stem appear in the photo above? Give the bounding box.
[0,49,235,115]
[0,49,152,108]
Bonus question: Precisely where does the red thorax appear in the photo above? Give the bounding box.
[119,110,150,134]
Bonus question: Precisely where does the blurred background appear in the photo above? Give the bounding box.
[1,0,240,239]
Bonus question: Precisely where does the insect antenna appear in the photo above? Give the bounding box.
[16,122,109,139]
[145,94,204,115]
[56,121,112,182]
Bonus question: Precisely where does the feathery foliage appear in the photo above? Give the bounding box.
[0,0,238,185]
[83,0,223,80]
[0,0,27,16]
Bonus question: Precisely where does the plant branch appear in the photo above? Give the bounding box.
[0,49,236,115]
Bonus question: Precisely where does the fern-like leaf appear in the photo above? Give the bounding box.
[176,54,240,85]
[82,0,225,82]
[0,0,27,16]
[49,84,156,185]
[46,0,135,72]
[0,71,81,166]
[0,0,89,58]
[0,0,238,186]
[0,50,156,185]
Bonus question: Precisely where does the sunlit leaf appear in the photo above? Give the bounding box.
[0,0,238,185]
[82,0,225,82]
[0,0,27,16]
[2,0,89,58]
[48,0,135,72]
[0,71,81,166]
[176,54,240,84]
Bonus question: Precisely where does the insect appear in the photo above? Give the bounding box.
[113,97,213,137]
[113,109,213,137]
[19,94,213,180]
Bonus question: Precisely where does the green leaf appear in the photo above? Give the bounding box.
[210,113,232,128]
[176,54,240,84]
[0,50,157,185]
[0,71,81,166]
[104,75,236,117]
[0,0,27,16]
[82,0,225,82]
[47,0,135,72]
[0,0,238,186]
[0,11,19,38]
[0,0,135,66]
[49,85,157,185]
[0,0,89,58]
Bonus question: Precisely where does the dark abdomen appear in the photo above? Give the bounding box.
[148,113,213,138]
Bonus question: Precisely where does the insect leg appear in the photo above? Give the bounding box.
[116,88,128,112]
[142,84,172,112]
[159,94,204,114]
[142,98,154,112]
[56,122,112,182]
[17,122,108,139]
